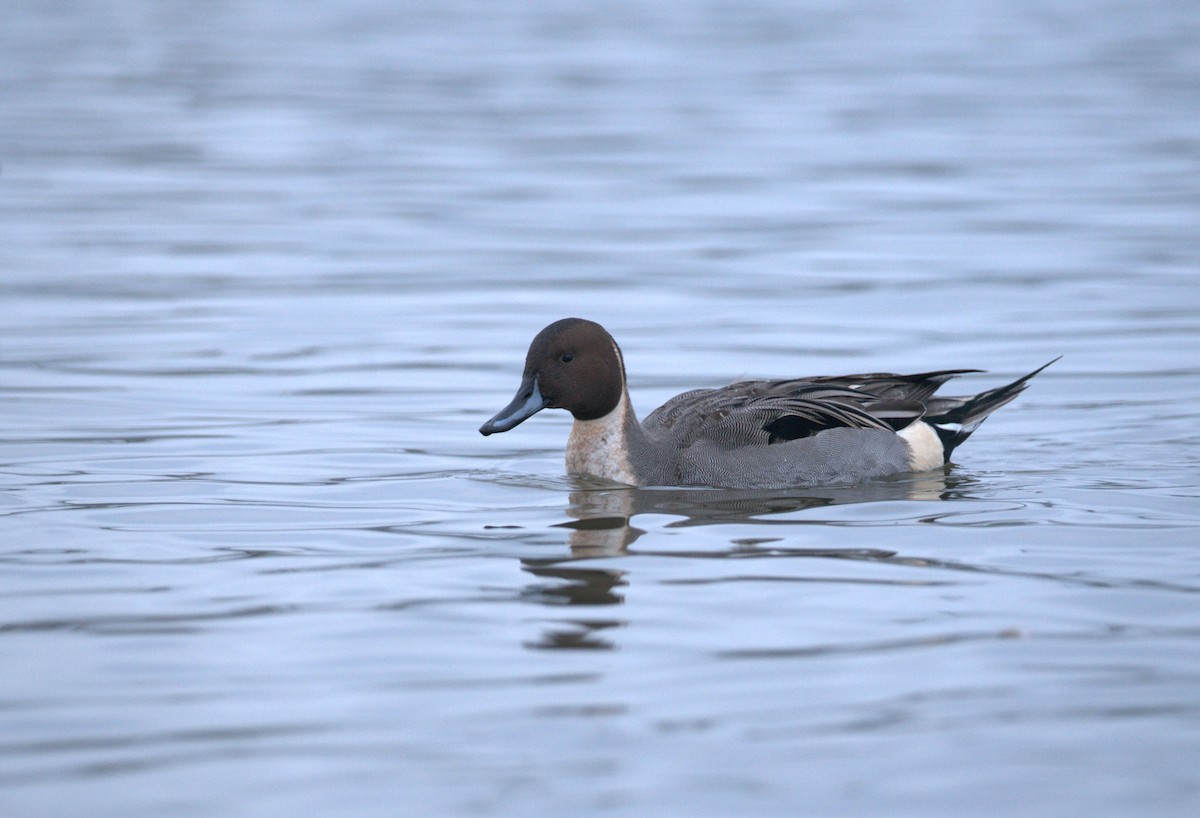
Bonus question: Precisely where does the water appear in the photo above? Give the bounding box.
[3,0,1199,815]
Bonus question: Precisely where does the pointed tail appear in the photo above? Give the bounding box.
[926,357,1059,463]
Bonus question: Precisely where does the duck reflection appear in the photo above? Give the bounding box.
[520,557,628,650]
[519,471,967,650]
[524,617,624,651]
[552,470,962,554]
[520,563,627,606]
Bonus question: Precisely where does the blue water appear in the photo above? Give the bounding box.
[3,1,1199,815]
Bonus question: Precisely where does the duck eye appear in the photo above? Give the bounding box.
[560,352,574,363]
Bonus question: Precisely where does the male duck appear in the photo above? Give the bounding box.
[479,318,1054,489]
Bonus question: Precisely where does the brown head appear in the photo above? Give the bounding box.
[479,318,625,435]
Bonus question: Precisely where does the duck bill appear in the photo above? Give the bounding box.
[479,375,549,435]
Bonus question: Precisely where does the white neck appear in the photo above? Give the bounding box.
[565,390,638,485]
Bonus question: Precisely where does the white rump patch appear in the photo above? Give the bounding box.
[898,420,944,472]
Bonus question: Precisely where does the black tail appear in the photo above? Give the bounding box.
[927,357,1059,463]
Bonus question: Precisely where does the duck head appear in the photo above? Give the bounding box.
[479,318,625,435]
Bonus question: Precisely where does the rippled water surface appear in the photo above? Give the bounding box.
[3,1,1200,815]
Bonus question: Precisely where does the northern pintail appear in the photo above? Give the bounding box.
[479,318,1054,488]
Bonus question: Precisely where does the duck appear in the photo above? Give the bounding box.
[479,318,1055,489]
